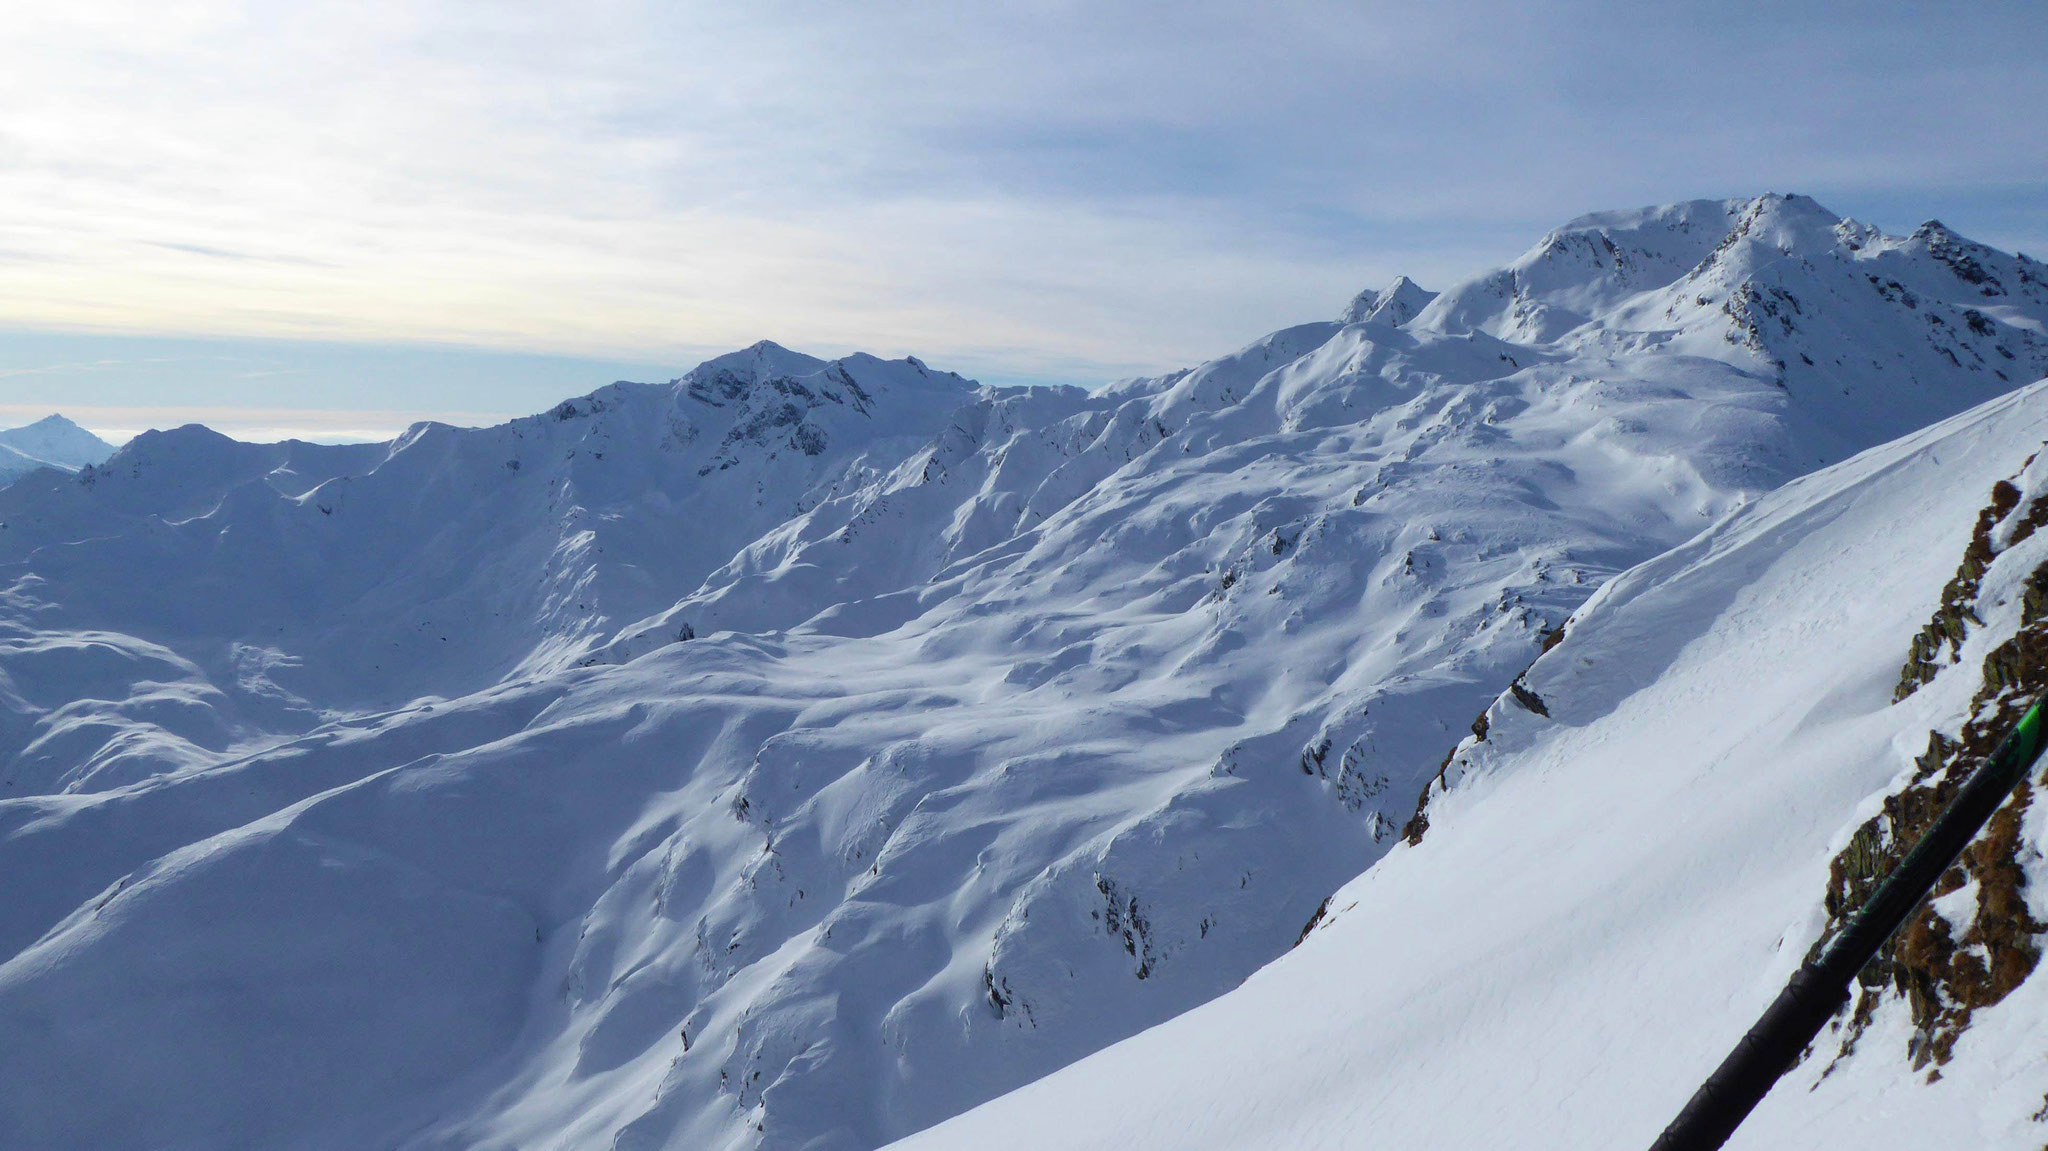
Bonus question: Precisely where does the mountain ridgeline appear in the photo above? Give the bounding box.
[1,195,2046,1151]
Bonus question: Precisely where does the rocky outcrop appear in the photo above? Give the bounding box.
[1823,467,2048,1075]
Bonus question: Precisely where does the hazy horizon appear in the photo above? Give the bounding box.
[5,1,2044,441]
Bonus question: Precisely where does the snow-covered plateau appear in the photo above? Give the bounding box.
[3,194,2048,1150]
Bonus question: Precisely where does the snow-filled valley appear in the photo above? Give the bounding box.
[3,194,2048,1150]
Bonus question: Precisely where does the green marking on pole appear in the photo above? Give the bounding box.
[2016,699,2044,768]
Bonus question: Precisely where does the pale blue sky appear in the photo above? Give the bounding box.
[3,0,2044,441]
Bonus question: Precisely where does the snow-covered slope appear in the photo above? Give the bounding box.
[889,376,2048,1151]
[2,196,2046,1151]
[1418,194,2048,462]
[0,346,977,712]
[0,415,113,486]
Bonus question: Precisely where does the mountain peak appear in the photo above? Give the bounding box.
[677,342,976,412]
[683,339,833,387]
[1340,275,1437,326]
[0,412,116,474]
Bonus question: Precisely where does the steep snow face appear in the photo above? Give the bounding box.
[1,199,2044,1151]
[889,378,2048,1151]
[0,415,114,486]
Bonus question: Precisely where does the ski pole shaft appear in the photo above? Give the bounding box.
[1646,697,2048,1151]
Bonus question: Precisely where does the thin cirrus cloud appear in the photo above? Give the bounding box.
[0,0,2044,440]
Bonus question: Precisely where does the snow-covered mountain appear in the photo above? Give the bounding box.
[1,195,2045,1151]
[889,377,2048,1151]
[0,415,114,486]
[1415,195,2048,462]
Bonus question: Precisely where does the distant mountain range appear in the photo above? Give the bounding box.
[0,415,114,486]
[1,195,2046,1151]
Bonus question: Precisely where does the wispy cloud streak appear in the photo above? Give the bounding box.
[1,1,2043,398]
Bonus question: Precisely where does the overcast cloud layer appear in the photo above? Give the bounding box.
[3,0,2045,434]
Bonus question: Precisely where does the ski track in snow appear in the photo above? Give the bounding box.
[2,195,2047,1150]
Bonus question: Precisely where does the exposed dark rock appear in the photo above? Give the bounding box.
[1095,875,1157,979]
[1895,477,2027,701]
[1508,681,1550,717]
[1292,896,1331,948]
[1822,472,2048,1074]
[1401,626,1564,846]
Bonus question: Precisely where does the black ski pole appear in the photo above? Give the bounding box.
[1646,696,2048,1151]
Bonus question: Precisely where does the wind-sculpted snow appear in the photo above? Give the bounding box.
[3,197,2047,1151]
